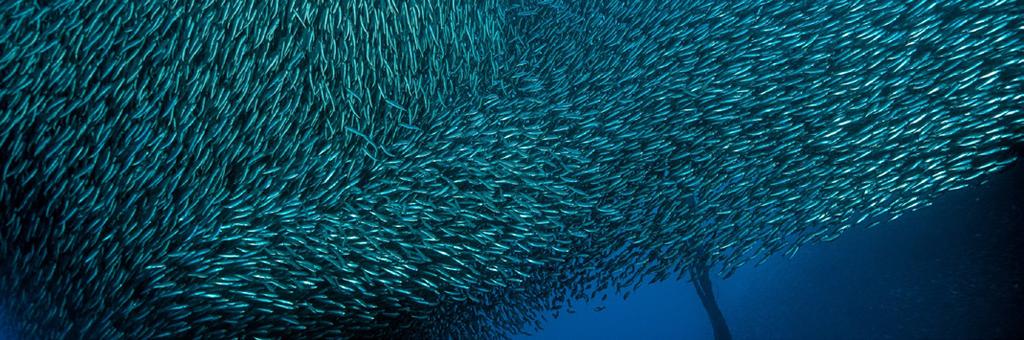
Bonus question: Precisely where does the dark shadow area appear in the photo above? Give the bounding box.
[720,160,1024,339]
[524,160,1024,339]
[693,264,731,340]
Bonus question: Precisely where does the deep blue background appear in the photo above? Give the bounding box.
[521,163,1024,339]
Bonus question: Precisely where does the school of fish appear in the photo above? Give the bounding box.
[1,0,1021,338]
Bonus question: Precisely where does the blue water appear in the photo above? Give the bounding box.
[522,164,1024,339]
[0,306,11,340]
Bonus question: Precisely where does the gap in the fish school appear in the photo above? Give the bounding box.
[521,163,1024,339]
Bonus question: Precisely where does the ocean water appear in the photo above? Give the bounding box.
[1,0,1022,338]
[523,163,1024,339]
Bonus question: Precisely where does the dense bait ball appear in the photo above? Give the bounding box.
[1,0,1021,338]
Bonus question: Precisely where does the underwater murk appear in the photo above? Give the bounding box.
[0,0,1021,339]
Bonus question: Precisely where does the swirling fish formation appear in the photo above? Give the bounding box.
[1,0,1021,338]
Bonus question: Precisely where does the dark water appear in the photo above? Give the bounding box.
[522,164,1024,339]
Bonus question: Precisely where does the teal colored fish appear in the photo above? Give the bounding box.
[0,0,1022,338]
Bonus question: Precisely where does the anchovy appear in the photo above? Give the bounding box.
[0,0,1022,339]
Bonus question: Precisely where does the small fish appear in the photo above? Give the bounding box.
[0,0,1021,339]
